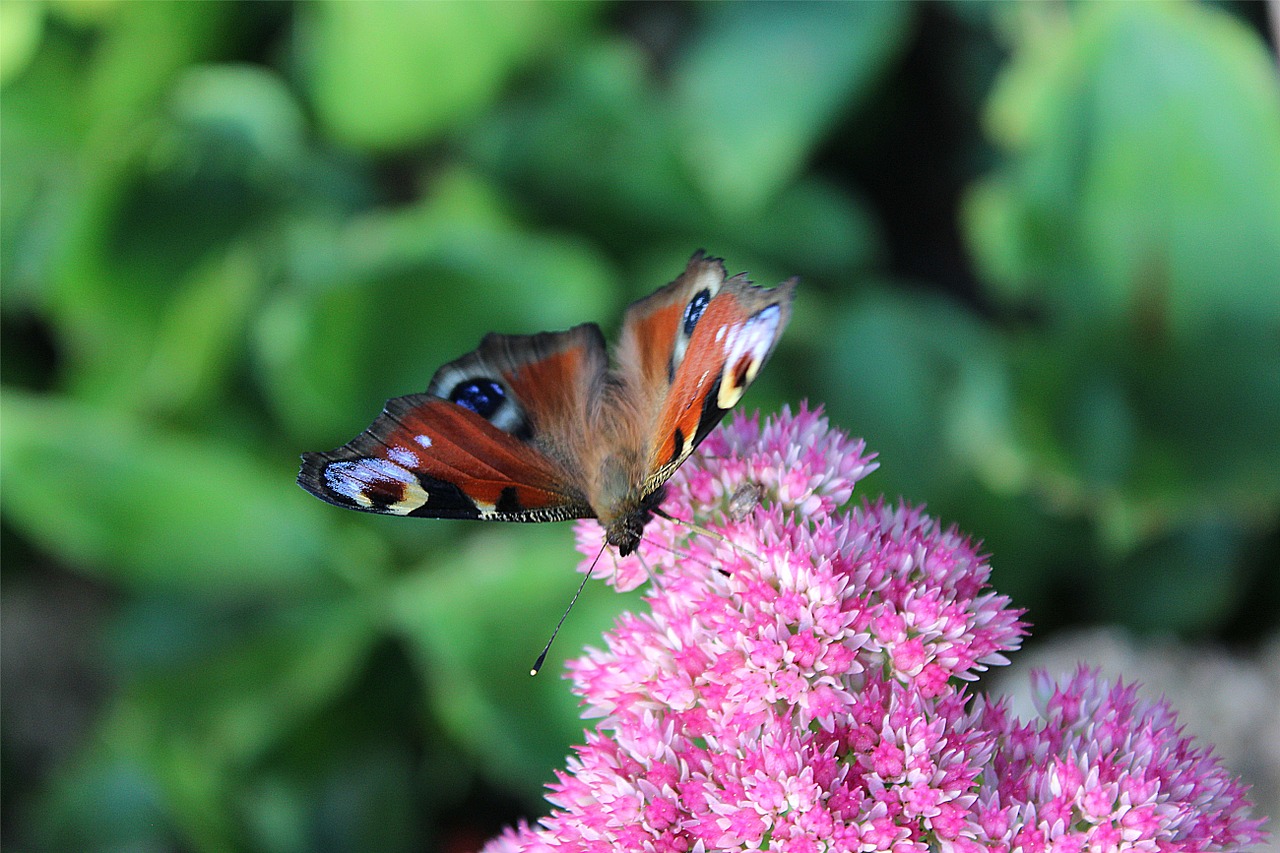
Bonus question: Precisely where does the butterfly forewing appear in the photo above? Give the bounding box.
[298,396,592,522]
[641,273,796,495]
[615,250,729,406]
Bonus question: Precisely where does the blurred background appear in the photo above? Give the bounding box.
[3,1,1278,850]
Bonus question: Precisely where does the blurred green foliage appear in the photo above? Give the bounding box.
[2,2,1277,850]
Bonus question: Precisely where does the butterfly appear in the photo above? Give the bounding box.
[297,251,796,557]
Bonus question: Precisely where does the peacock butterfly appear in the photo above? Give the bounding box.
[297,251,796,556]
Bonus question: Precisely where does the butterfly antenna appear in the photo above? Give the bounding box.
[530,542,606,676]
[635,546,659,587]
[652,507,761,563]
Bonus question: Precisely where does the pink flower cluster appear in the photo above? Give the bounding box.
[488,407,1266,853]
[967,668,1265,853]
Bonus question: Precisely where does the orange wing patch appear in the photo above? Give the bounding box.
[646,280,795,485]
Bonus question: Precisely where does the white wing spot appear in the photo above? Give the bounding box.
[415,434,433,449]
[694,265,725,296]
[716,305,781,410]
[324,459,428,514]
[388,447,419,467]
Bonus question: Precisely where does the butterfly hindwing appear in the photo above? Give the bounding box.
[425,323,608,479]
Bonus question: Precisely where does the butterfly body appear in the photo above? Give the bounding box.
[298,252,795,555]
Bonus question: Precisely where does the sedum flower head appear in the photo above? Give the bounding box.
[968,667,1267,853]
[488,407,1265,853]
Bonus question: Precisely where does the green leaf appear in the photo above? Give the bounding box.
[389,526,640,801]
[134,599,379,770]
[135,243,263,417]
[673,2,912,215]
[36,598,379,853]
[255,169,619,448]
[1136,321,1280,504]
[166,63,308,170]
[57,64,314,415]
[45,2,236,406]
[814,287,1008,504]
[0,0,44,85]
[966,1,1280,334]
[1099,517,1247,633]
[464,40,714,244]
[465,40,882,277]
[0,390,347,590]
[0,22,82,312]
[33,746,174,853]
[239,746,421,853]
[299,1,594,151]
[719,177,882,278]
[961,0,1280,571]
